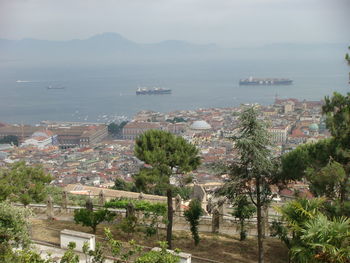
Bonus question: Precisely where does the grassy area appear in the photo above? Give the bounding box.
[30,219,288,263]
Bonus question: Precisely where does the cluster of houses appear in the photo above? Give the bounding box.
[0,98,327,202]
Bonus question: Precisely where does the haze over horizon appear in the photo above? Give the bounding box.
[1,0,349,48]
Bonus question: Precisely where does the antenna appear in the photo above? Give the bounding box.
[21,121,24,141]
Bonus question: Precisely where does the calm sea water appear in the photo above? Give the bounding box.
[0,57,349,124]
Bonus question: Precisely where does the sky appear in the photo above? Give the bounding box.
[0,0,349,47]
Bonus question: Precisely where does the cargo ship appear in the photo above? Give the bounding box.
[136,87,172,95]
[239,77,293,86]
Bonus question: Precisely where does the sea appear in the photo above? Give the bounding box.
[0,56,349,125]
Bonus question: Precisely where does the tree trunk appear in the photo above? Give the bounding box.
[256,177,264,263]
[167,188,173,249]
[340,179,347,213]
[240,219,245,241]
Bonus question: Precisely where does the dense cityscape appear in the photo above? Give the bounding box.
[1,1,350,263]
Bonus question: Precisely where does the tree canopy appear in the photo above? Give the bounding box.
[281,92,350,211]
[184,199,203,246]
[0,202,32,261]
[0,135,19,146]
[0,161,52,206]
[74,208,115,233]
[220,107,279,263]
[271,198,350,263]
[134,129,200,249]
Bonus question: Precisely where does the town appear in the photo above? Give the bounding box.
[0,97,326,194]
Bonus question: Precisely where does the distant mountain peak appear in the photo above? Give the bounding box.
[87,32,131,42]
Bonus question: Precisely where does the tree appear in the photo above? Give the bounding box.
[0,135,19,146]
[220,107,279,263]
[0,202,32,261]
[232,195,256,241]
[108,121,128,137]
[184,199,203,246]
[271,198,325,251]
[0,161,52,206]
[134,130,200,249]
[290,214,350,263]
[60,242,80,263]
[271,198,350,263]
[282,92,350,212]
[112,178,136,192]
[135,242,180,263]
[74,208,115,233]
[306,160,346,200]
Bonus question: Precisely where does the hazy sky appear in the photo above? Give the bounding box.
[0,0,349,47]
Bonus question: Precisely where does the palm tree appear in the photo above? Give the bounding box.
[291,214,350,263]
[272,198,350,263]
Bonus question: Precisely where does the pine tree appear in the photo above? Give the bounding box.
[134,130,200,249]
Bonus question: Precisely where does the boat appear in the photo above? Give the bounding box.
[136,87,172,95]
[239,76,293,86]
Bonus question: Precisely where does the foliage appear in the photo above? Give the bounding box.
[60,242,79,263]
[271,198,350,262]
[184,199,203,246]
[119,214,138,239]
[105,198,167,215]
[323,92,350,146]
[105,198,167,238]
[281,138,337,181]
[108,121,128,136]
[231,195,256,241]
[282,92,350,212]
[134,129,200,248]
[346,46,350,65]
[135,242,180,263]
[166,117,187,123]
[290,214,350,263]
[74,208,115,233]
[104,228,143,263]
[219,107,279,263]
[0,202,32,261]
[0,161,52,206]
[45,186,88,206]
[272,198,325,246]
[3,249,56,263]
[112,178,137,192]
[82,241,105,263]
[0,135,19,146]
[306,161,346,199]
[173,186,193,201]
[134,130,200,180]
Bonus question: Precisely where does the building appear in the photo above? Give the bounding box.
[51,125,108,148]
[21,130,58,149]
[122,122,164,140]
[269,125,289,144]
[0,125,43,140]
[189,120,212,131]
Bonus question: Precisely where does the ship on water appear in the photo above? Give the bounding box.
[136,87,172,95]
[239,76,293,86]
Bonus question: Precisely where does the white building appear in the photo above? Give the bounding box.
[21,130,58,149]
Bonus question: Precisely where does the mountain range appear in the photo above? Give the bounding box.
[0,32,346,66]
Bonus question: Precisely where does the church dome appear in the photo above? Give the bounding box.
[190,120,212,130]
[309,123,319,132]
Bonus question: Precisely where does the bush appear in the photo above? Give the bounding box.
[0,202,32,259]
[74,208,115,233]
[105,199,167,216]
[135,242,180,263]
[184,199,203,246]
